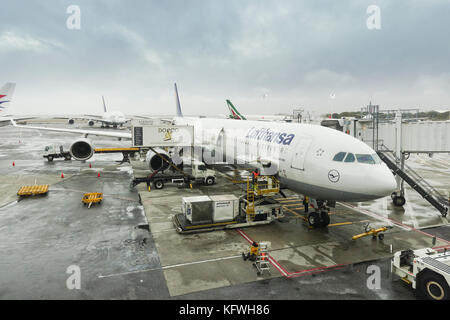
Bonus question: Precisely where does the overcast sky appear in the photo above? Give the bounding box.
[1,0,450,116]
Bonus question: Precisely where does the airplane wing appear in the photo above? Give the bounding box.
[9,119,132,139]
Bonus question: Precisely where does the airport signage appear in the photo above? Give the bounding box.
[132,124,194,147]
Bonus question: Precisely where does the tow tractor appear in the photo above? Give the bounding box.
[391,247,450,300]
[43,144,71,162]
[132,159,216,190]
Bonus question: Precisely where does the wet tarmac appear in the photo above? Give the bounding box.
[0,121,449,300]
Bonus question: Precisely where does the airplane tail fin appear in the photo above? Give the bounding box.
[0,83,16,111]
[102,96,107,113]
[226,99,246,120]
[174,83,183,117]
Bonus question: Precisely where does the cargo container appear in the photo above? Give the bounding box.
[182,196,213,224]
[209,194,239,222]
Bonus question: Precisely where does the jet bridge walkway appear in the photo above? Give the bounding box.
[377,149,449,217]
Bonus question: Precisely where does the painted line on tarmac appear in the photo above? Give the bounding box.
[98,255,242,279]
[235,229,345,279]
[341,202,450,245]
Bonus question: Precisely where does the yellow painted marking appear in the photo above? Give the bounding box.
[185,221,237,229]
[282,206,307,221]
[328,222,353,227]
[282,203,305,207]
[94,148,139,152]
[276,199,303,203]
[274,197,299,201]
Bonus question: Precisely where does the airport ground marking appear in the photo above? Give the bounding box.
[235,229,347,279]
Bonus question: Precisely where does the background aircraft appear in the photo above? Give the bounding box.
[226,99,292,122]
[63,96,129,128]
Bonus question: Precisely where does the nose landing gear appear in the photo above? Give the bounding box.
[307,199,331,228]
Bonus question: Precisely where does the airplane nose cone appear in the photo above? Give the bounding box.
[370,167,397,197]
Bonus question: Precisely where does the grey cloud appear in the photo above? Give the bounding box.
[1,0,449,116]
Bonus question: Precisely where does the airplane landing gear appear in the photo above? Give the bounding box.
[307,199,331,228]
[391,192,406,207]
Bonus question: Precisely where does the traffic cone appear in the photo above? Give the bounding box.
[97,172,100,178]
[12,162,15,167]
[61,172,64,178]
[89,163,92,168]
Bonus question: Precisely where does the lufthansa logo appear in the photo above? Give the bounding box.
[328,169,340,183]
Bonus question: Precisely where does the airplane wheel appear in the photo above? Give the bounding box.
[378,233,384,241]
[391,192,396,200]
[320,211,330,227]
[393,196,406,207]
[418,271,450,300]
[307,212,320,228]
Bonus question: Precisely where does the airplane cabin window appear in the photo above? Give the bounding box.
[344,153,355,162]
[356,154,376,164]
[333,152,346,162]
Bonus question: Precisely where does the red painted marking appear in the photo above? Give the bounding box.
[236,229,348,278]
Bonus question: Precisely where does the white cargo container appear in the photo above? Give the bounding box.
[182,196,213,224]
[209,195,239,222]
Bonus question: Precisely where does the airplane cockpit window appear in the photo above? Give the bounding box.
[372,153,382,164]
[356,154,376,164]
[344,153,355,162]
[333,152,346,162]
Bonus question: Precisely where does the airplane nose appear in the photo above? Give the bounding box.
[370,167,397,197]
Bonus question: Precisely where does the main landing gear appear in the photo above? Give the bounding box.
[307,199,331,228]
[391,192,406,207]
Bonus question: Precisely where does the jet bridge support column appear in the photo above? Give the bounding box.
[392,111,406,206]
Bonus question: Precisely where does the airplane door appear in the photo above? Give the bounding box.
[290,136,313,170]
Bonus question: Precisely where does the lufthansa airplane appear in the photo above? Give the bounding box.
[8,83,396,227]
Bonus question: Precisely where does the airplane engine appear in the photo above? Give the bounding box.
[69,138,95,161]
[146,148,171,171]
[68,119,75,124]
[88,120,95,126]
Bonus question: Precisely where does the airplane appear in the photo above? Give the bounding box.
[7,83,397,227]
[65,96,129,128]
[226,99,292,122]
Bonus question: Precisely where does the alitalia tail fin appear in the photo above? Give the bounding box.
[226,99,246,120]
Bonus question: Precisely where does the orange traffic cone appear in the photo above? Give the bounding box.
[61,172,64,178]
[12,162,15,166]
[97,172,100,178]
[89,163,92,168]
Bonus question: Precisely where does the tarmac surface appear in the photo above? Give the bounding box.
[0,121,449,300]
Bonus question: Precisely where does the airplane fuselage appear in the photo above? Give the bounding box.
[174,117,396,202]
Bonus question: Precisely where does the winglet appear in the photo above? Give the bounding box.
[102,96,107,113]
[174,83,183,117]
